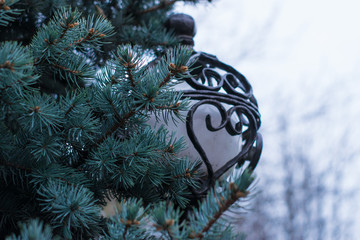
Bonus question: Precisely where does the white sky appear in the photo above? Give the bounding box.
[176,0,360,238]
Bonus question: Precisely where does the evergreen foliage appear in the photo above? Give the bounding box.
[0,0,256,239]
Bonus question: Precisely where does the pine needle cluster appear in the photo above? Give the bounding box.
[0,1,256,239]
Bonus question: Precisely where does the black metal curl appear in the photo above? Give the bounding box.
[179,51,262,197]
[186,52,256,103]
[186,99,229,187]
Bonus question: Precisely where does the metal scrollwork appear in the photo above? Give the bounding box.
[181,52,263,195]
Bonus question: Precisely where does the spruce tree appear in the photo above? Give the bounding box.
[0,0,256,239]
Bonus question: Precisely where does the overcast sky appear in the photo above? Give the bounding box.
[175,0,360,238]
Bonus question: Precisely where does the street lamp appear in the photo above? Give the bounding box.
[165,14,263,198]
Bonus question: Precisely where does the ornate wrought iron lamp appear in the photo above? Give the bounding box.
[165,13,263,199]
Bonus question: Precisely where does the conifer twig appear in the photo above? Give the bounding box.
[122,224,129,239]
[109,100,122,121]
[96,110,136,145]
[159,63,188,88]
[166,229,175,240]
[0,159,32,172]
[59,20,79,40]
[126,66,135,87]
[196,184,249,239]
[65,104,76,116]
[51,61,80,74]
[172,168,193,179]
[0,78,24,91]
[62,28,106,52]
[0,60,15,71]
[138,0,179,15]
[158,73,172,88]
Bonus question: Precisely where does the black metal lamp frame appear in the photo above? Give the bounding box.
[165,13,262,199]
[180,51,262,197]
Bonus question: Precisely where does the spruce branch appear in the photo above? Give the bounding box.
[93,46,193,146]
[50,61,81,75]
[65,104,76,116]
[62,90,88,117]
[95,109,136,145]
[0,0,22,26]
[157,46,194,88]
[58,21,79,41]
[114,44,145,88]
[106,198,148,239]
[5,218,58,240]
[28,134,62,164]
[0,76,31,93]
[37,180,101,238]
[199,188,248,238]
[127,66,135,87]
[158,72,172,89]
[0,60,14,71]
[0,1,257,238]
[150,201,185,239]
[19,93,63,134]
[188,170,255,239]
[0,42,38,94]
[158,62,188,88]
[0,158,90,191]
[31,7,114,93]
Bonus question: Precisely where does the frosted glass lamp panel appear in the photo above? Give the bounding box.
[149,81,242,174]
[185,102,242,173]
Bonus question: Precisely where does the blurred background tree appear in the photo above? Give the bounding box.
[175,1,360,239]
